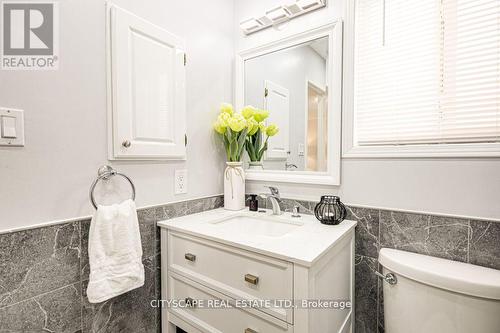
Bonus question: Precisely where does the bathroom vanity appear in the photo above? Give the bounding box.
[158,209,356,333]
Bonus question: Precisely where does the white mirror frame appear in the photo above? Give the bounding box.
[235,21,343,185]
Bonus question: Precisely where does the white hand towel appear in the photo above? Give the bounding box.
[86,199,144,303]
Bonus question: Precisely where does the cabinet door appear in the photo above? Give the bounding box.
[108,5,186,160]
[264,80,289,160]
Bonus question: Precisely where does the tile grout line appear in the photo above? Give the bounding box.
[377,209,381,332]
[0,281,81,311]
[467,219,471,263]
[79,220,84,333]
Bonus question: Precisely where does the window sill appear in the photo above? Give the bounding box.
[342,142,500,158]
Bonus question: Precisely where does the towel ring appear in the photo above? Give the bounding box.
[89,165,136,209]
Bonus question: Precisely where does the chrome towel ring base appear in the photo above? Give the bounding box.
[97,165,114,180]
[89,165,136,209]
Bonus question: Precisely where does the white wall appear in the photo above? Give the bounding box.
[1,0,498,231]
[0,0,234,231]
[245,44,326,170]
[236,0,500,221]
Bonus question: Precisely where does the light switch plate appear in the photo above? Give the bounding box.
[2,116,17,138]
[0,107,24,146]
[174,169,188,194]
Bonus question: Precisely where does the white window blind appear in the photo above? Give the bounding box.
[354,0,500,146]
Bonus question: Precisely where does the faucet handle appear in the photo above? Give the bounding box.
[292,205,301,218]
[266,186,280,198]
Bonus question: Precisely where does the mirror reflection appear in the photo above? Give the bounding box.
[245,36,329,172]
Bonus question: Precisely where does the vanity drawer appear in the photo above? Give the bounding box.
[168,273,293,333]
[167,231,293,323]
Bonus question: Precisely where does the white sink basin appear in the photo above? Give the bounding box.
[210,215,303,237]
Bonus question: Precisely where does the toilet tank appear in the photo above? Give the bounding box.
[379,248,500,333]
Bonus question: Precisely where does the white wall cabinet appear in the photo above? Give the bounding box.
[107,5,187,160]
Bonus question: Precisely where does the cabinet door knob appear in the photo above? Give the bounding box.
[245,328,258,333]
[184,297,196,308]
[184,253,196,262]
[122,140,131,148]
[244,274,259,285]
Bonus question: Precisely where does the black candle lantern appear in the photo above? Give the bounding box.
[314,196,347,225]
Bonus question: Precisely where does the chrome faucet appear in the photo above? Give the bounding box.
[285,162,298,171]
[259,186,282,215]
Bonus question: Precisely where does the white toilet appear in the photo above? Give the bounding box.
[379,248,500,333]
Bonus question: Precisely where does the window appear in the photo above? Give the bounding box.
[344,0,500,157]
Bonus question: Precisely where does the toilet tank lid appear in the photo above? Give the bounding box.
[379,248,500,300]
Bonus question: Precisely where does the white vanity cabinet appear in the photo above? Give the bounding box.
[158,209,356,333]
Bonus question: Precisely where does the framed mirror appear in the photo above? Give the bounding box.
[235,21,342,185]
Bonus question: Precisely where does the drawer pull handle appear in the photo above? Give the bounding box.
[244,274,259,285]
[184,253,196,262]
[185,297,196,308]
[245,329,258,333]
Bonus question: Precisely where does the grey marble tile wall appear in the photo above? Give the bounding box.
[1,194,498,333]
[0,195,223,333]
[265,197,500,333]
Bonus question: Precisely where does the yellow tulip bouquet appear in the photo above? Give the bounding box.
[241,106,279,162]
[213,104,279,162]
[213,103,249,162]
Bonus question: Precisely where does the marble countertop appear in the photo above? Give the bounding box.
[157,208,356,267]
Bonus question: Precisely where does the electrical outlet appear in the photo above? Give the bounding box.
[298,143,305,156]
[174,169,188,194]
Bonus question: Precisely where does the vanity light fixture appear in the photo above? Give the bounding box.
[240,18,264,34]
[266,6,291,23]
[239,0,326,35]
[297,0,324,10]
